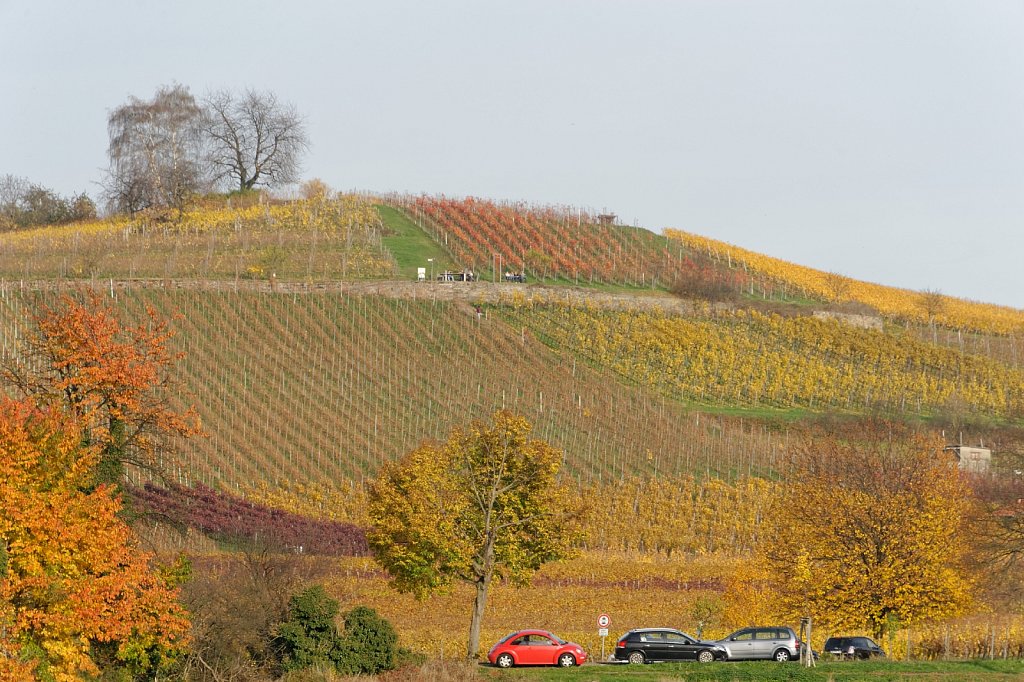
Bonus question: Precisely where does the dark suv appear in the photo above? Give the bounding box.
[716,626,802,661]
[614,628,726,663]
[823,636,886,659]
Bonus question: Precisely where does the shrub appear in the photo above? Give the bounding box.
[669,259,740,302]
[335,606,399,675]
[277,585,344,672]
[274,588,403,677]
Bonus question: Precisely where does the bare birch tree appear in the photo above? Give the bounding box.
[103,83,207,214]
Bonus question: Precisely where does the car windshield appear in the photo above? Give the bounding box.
[547,632,567,645]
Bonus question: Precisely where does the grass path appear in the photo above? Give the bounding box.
[378,204,453,280]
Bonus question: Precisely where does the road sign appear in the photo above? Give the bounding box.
[598,613,610,628]
[598,628,609,637]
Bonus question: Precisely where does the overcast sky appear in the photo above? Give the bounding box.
[2,0,1021,308]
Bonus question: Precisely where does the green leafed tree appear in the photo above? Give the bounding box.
[367,410,586,658]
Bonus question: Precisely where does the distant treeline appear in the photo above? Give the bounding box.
[0,174,97,231]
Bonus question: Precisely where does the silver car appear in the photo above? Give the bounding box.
[716,626,802,661]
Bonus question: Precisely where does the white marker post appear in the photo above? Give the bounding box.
[598,613,610,660]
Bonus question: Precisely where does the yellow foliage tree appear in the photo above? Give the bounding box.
[366,411,586,658]
[757,422,975,639]
[0,398,190,680]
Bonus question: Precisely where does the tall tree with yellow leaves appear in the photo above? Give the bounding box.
[0,398,190,680]
[367,411,585,658]
[758,421,975,640]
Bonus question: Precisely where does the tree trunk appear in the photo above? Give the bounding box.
[467,538,496,659]
[467,571,491,659]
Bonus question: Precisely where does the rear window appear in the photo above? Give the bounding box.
[755,629,783,640]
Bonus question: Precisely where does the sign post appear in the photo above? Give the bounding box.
[598,613,610,660]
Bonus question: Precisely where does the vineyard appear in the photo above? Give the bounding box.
[497,299,1024,419]
[0,284,795,492]
[396,195,702,287]
[0,282,1020,501]
[0,193,395,281]
[3,193,1023,675]
[667,228,1024,334]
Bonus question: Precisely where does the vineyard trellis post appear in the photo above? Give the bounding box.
[799,617,815,667]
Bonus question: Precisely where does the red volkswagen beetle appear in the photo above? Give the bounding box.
[487,629,588,668]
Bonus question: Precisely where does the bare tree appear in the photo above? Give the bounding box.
[103,83,207,214]
[202,89,310,192]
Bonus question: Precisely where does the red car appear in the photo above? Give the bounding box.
[487,629,588,668]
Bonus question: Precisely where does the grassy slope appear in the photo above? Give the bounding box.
[378,204,453,279]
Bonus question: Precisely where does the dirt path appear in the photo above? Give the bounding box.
[6,277,701,314]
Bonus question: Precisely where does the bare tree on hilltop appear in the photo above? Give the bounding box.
[103,83,208,215]
[202,89,309,192]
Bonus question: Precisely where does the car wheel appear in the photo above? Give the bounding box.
[557,653,576,667]
[697,649,715,663]
[628,651,645,664]
[773,649,791,662]
[496,653,514,668]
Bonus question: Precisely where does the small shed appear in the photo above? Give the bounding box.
[944,445,992,473]
[597,213,617,225]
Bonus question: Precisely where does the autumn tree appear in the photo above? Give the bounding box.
[202,89,309,192]
[367,411,585,658]
[1,292,201,487]
[757,421,975,639]
[0,398,190,679]
[104,83,208,214]
[822,271,851,303]
[970,435,1024,607]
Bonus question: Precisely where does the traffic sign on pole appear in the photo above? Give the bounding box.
[598,614,611,660]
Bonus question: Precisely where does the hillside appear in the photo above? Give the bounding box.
[0,192,1021,494]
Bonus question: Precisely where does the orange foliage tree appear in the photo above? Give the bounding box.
[1,292,201,486]
[0,398,190,680]
[756,421,976,640]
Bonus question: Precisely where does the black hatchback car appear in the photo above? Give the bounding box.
[823,636,886,659]
[614,628,726,664]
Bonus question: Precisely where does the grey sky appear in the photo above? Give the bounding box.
[2,0,1021,308]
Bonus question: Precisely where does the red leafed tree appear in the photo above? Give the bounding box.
[1,292,201,486]
[0,398,191,679]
